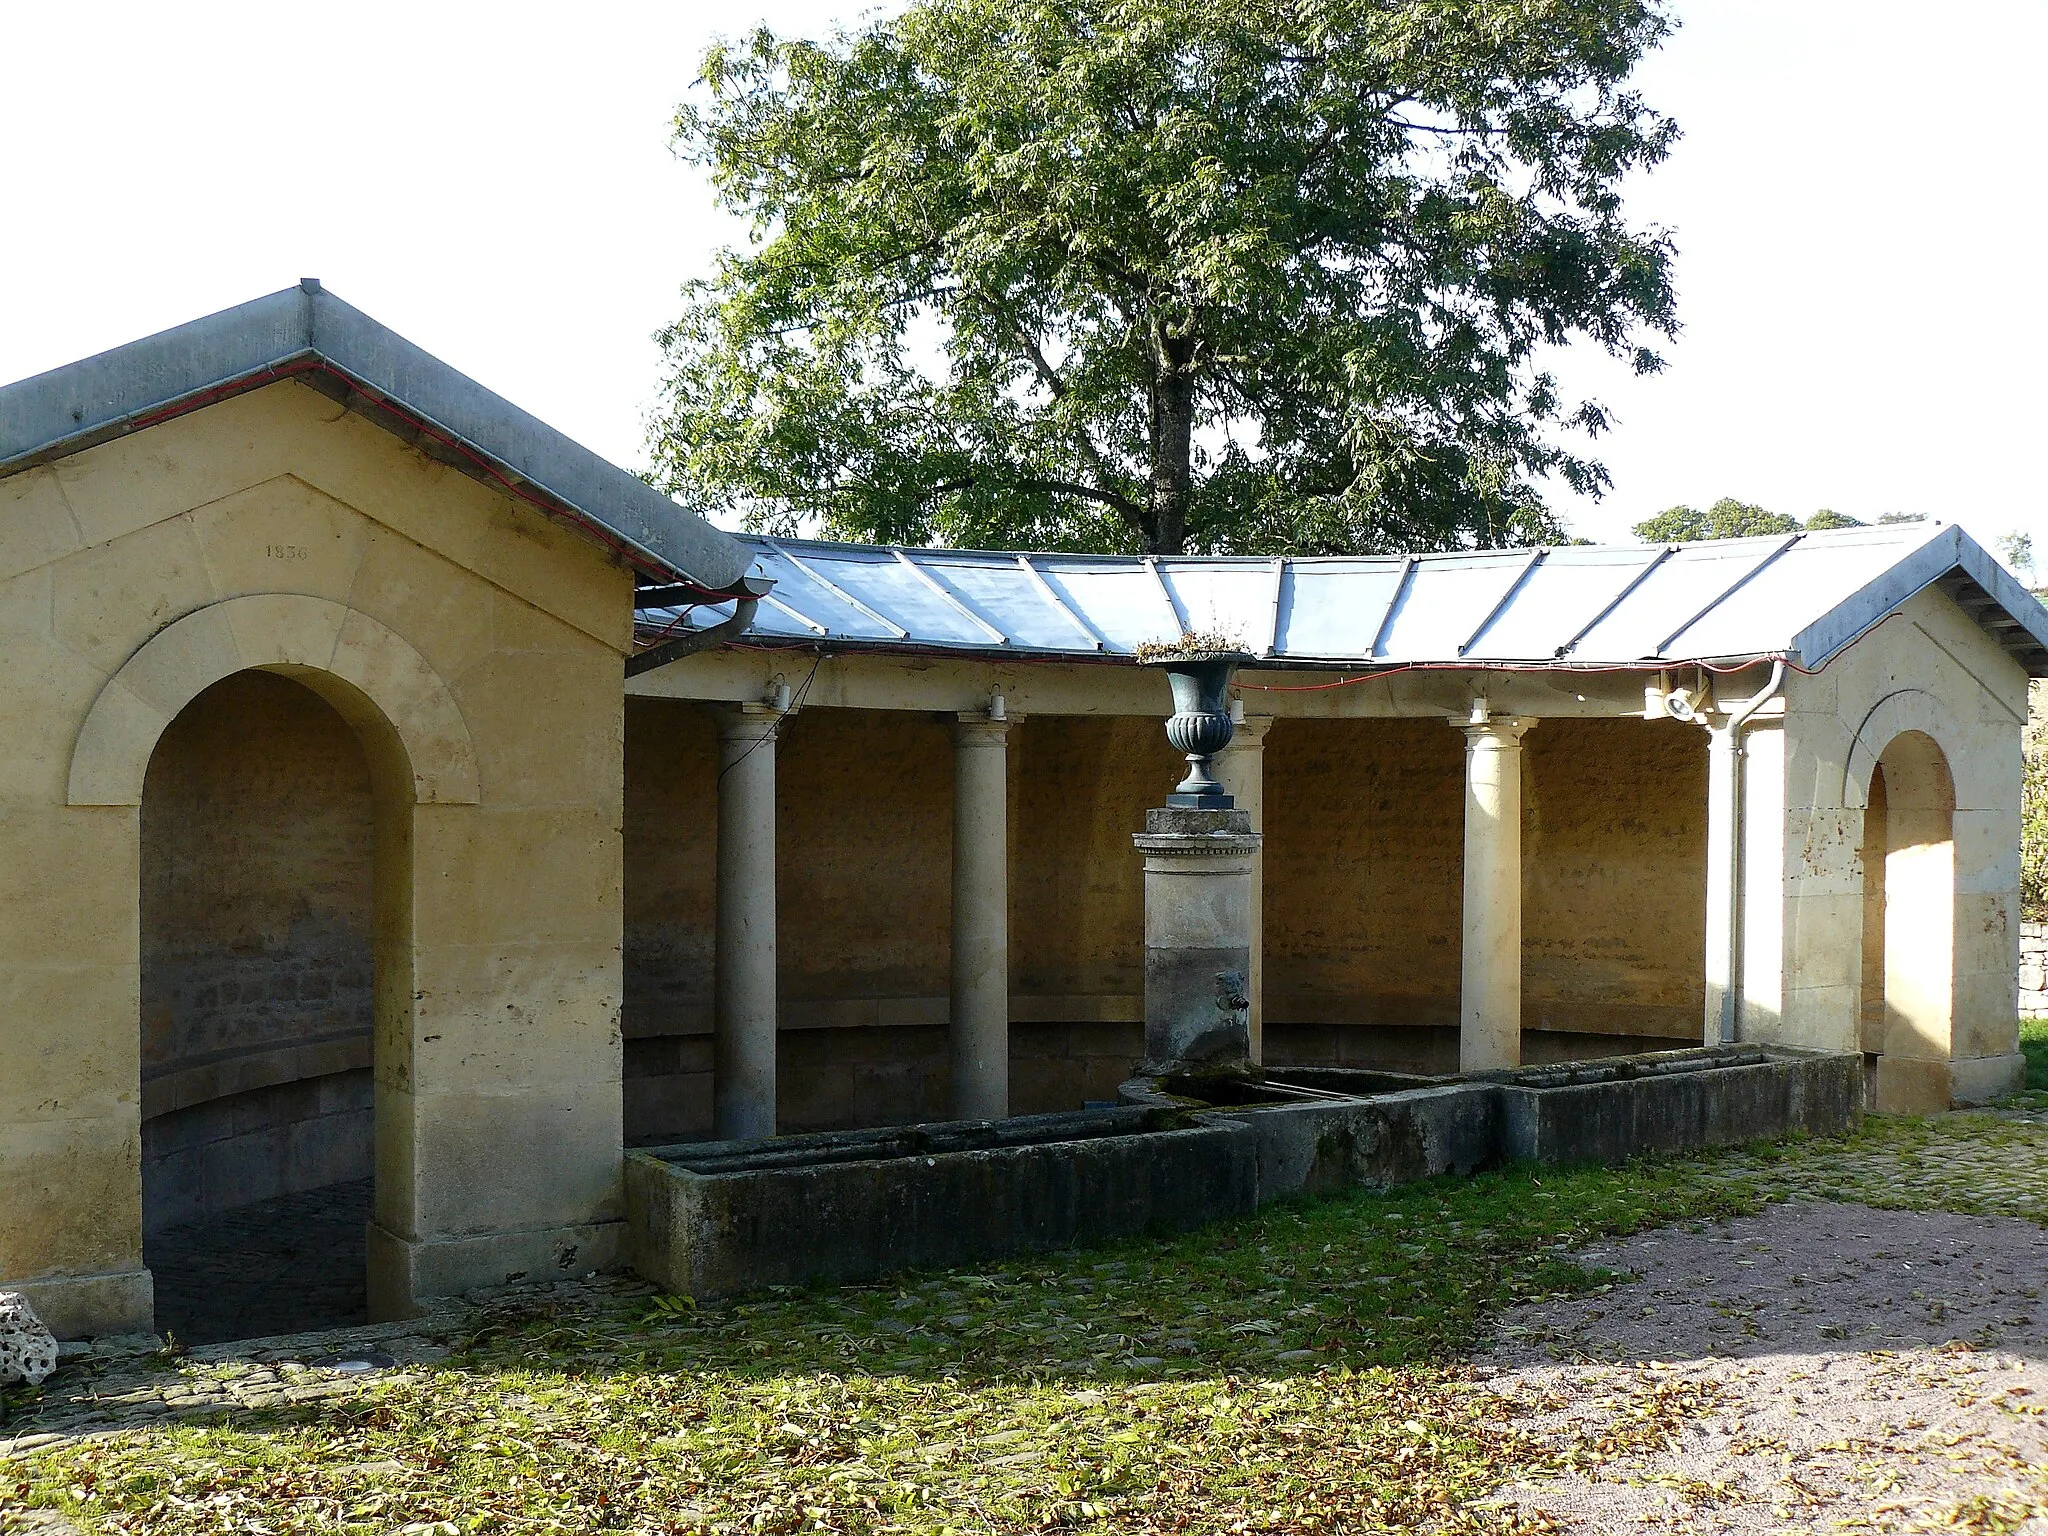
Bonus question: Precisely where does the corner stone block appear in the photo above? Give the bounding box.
[0,963,140,1121]
[369,1218,623,1321]
[1951,1053,2026,1105]
[51,515,215,677]
[0,469,85,584]
[404,1082,625,1238]
[1874,1055,1956,1115]
[0,1118,144,1282]
[0,809,140,965]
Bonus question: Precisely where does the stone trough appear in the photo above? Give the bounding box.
[624,1044,1862,1300]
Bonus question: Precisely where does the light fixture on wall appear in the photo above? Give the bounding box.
[1662,678,1707,723]
[1643,668,1709,722]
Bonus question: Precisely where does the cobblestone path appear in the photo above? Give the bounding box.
[0,1276,650,1465]
[145,1179,372,1345]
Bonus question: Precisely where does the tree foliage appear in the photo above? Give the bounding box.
[1633,497,1866,542]
[651,0,1681,555]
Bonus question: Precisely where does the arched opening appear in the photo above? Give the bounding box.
[140,671,379,1341]
[1860,729,1959,1112]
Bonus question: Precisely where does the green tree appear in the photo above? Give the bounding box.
[1632,497,1867,542]
[651,0,1681,556]
[1804,508,1863,531]
[1999,530,2035,581]
[1634,498,1796,542]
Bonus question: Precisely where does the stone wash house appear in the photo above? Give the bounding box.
[3,286,2043,1339]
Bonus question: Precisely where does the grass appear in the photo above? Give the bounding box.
[7,1111,2048,1535]
[2022,1017,2048,1089]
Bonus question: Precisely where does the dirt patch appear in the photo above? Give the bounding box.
[1477,1202,2048,1533]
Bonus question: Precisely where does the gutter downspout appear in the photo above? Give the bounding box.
[1702,658,1787,1045]
[624,578,773,679]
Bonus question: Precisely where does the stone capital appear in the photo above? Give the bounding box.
[1450,712,1535,748]
[716,700,788,743]
[953,713,1014,746]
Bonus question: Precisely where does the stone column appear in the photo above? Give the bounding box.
[1211,713,1272,1062]
[715,704,782,1140]
[951,714,1010,1119]
[1134,808,1263,1074]
[1454,710,1534,1072]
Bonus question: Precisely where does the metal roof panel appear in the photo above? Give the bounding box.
[633,523,2048,679]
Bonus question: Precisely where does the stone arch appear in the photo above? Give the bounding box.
[1858,727,1962,1112]
[69,595,479,808]
[1841,687,1992,813]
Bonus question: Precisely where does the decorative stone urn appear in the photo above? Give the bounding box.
[1140,651,1249,809]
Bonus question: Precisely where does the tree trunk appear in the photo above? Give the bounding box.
[1146,363,1195,556]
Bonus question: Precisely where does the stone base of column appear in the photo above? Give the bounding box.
[366,1218,622,1321]
[1134,808,1262,1076]
[4,1265,155,1340]
[1874,1051,2025,1114]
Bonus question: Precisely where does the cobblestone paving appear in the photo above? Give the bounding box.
[1701,1099,2048,1220]
[145,1179,373,1345]
[0,1277,653,1466]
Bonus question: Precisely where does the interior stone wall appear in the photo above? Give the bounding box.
[1262,713,1707,1053]
[623,706,1169,1140]
[1521,716,1708,1039]
[621,702,1709,1141]
[138,671,376,1229]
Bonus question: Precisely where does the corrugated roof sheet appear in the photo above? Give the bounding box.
[636,522,2048,675]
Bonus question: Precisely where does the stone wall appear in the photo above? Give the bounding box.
[1262,713,1707,1040]
[2022,923,2048,1017]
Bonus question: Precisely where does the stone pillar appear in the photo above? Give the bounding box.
[951,714,1010,1119]
[715,704,781,1140]
[1211,714,1272,1062]
[1133,808,1263,1074]
[1455,710,1534,1072]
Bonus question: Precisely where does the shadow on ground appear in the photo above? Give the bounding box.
[144,1179,371,1344]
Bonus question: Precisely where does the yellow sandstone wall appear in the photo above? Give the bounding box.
[1522,718,1709,1039]
[1261,714,1705,1072]
[0,380,634,1335]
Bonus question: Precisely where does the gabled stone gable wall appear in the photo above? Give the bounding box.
[1751,585,2027,1108]
[0,381,635,1336]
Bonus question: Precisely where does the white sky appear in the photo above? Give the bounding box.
[3,1,2043,563]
